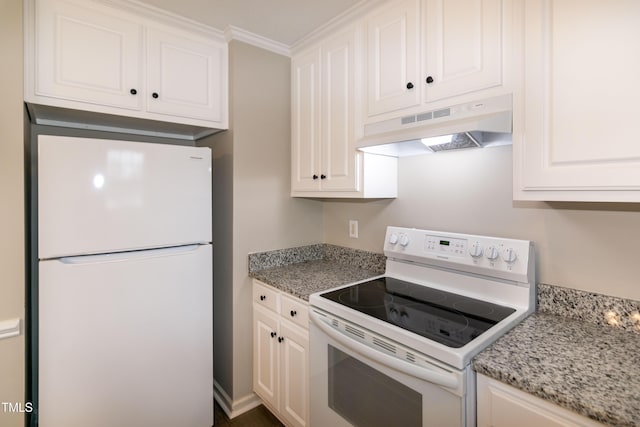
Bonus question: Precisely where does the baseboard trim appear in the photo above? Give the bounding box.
[213,379,263,419]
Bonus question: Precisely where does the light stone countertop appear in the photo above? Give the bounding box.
[473,312,640,427]
[250,259,382,301]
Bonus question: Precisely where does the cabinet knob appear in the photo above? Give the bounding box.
[270,332,276,338]
[320,174,326,180]
[278,337,284,343]
[152,92,159,99]
[290,310,297,317]
[260,295,266,301]
[426,76,434,84]
[313,174,319,180]
[130,89,137,95]
[406,82,414,89]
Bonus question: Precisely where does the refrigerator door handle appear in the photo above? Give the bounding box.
[57,244,204,265]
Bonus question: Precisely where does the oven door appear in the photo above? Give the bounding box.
[309,309,474,427]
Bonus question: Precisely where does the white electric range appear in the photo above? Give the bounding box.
[309,226,535,427]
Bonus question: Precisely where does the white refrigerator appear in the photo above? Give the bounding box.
[36,135,213,427]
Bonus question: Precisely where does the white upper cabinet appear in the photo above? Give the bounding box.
[364,0,505,120]
[145,26,225,124]
[292,47,322,192]
[366,0,421,116]
[513,0,640,202]
[32,0,143,111]
[320,30,359,192]
[423,0,503,103]
[291,26,398,198]
[25,0,228,130]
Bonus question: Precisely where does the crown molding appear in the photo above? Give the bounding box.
[99,0,394,58]
[99,0,225,41]
[224,26,291,57]
[291,0,389,54]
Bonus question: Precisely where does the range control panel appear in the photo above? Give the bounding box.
[384,226,532,283]
[424,235,468,257]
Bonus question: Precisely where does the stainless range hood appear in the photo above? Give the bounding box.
[357,94,512,156]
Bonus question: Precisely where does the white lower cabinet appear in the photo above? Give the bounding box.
[253,280,309,427]
[476,374,605,427]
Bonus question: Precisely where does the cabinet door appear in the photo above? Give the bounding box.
[253,306,280,411]
[321,30,359,192]
[366,0,420,117]
[292,48,322,192]
[514,0,640,202]
[423,0,503,102]
[279,320,309,427]
[35,0,142,110]
[146,27,226,125]
[477,375,605,427]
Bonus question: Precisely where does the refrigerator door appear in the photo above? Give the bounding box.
[38,244,213,427]
[38,135,212,259]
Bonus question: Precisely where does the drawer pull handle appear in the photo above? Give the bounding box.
[260,295,266,301]
[290,310,297,317]
[278,337,284,343]
[270,332,276,338]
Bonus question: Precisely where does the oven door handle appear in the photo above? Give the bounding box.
[310,311,459,390]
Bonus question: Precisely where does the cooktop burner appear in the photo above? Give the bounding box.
[320,277,516,348]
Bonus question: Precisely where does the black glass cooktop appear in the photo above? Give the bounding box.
[320,277,515,348]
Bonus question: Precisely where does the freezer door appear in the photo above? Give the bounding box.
[38,244,213,427]
[38,135,212,259]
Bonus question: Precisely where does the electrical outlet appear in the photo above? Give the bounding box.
[349,220,358,238]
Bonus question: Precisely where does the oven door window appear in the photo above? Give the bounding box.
[328,345,422,427]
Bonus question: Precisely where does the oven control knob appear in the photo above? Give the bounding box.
[400,311,409,324]
[469,242,483,258]
[502,247,518,264]
[388,233,399,245]
[399,234,410,247]
[485,245,499,261]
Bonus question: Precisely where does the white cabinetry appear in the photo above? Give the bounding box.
[25,0,228,130]
[513,0,640,202]
[145,25,225,124]
[365,0,505,119]
[30,0,143,111]
[291,26,397,198]
[291,46,322,192]
[477,374,605,427]
[422,0,503,103]
[366,0,421,116]
[253,280,309,427]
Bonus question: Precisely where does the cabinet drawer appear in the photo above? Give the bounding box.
[253,281,280,313]
[280,295,309,330]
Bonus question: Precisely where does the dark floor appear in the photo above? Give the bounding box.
[214,401,284,427]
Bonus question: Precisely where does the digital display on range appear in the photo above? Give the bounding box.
[425,235,467,256]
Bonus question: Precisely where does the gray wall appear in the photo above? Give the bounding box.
[323,145,640,301]
[207,40,323,413]
[0,1,25,426]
